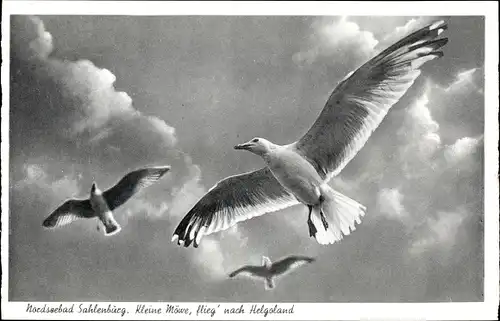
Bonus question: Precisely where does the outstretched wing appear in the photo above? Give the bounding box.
[103,166,170,210]
[229,265,266,279]
[270,255,315,276]
[42,199,94,228]
[172,167,299,248]
[293,20,448,181]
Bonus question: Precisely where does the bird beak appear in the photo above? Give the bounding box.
[234,143,252,150]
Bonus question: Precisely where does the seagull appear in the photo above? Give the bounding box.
[172,20,448,247]
[43,166,171,236]
[228,255,316,290]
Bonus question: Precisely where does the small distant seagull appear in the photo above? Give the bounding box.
[172,21,449,247]
[229,255,316,290]
[43,166,171,236]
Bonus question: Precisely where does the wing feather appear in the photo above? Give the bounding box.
[229,266,266,279]
[42,199,94,229]
[172,167,299,248]
[270,256,315,276]
[293,21,448,181]
[103,166,170,210]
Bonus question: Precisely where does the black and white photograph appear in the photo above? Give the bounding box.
[1,1,499,320]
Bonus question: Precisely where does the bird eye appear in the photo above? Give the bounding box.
[252,139,259,143]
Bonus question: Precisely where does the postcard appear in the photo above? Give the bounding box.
[2,1,498,320]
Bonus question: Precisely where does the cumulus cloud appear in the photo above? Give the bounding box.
[10,15,196,212]
[293,16,378,66]
[9,15,231,281]
[9,15,484,302]
[409,209,467,258]
[444,135,483,167]
[192,225,252,280]
[337,65,484,262]
[378,17,436,49]
[10,15,261,282]
[15,163,80,200]
[396,91,443,179]
[444,68,480,93]
[288,17,482,272]
[377,188,407,219]
[292,16,441,69]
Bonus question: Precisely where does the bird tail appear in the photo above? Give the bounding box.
[101,211,122,236]
[264,277,275,291]
[310,184,366,245]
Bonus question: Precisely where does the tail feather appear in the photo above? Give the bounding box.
[311,185,366,245]
[101,211,122,236]
[264,277,275,291]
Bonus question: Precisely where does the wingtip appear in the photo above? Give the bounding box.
[429,20,446,31]
[171,234,179,243]
[184,238,194,247]
[42,217,56,228]
[155,165,171,176]
[42,222,52,229]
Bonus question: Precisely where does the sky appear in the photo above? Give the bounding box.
[8,15,485,302]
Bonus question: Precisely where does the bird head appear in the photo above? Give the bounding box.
[90,182,101,195]
[234,137,273,156]
[261,256,272,268]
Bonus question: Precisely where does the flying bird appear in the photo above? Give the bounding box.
[172,20,449,247]
[43,166,171,236]
[229,255,316,290]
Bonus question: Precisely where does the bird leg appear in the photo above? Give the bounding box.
[307,205,317,237]
[318,195,329,230]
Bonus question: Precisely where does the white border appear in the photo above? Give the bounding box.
[2,1,499,320]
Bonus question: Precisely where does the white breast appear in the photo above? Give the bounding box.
[90,192,110,214]
[266,147,323,205]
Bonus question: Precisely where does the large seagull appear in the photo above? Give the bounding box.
[43,166,171,236]
[172,20,448,247]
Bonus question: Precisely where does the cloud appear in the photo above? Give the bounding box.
[14,163,80,201]
[335,66,484,263]
[10,15,228,283]
[292,16,441,69]
[167,163,207,219]
[396,91,442,179]
[192,225,251,281]
[444,68,480,93]
[10,15,197,208]
[377,188,407,219]
[409,209,467,259]
[193,238,227,279]
[10,16,264,283]
[9,15,484,302]
[378,17,436,49]
[293,16,378,66]
[288,17,482,279]
[443,135,483,167]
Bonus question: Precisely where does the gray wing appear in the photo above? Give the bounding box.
[293,20,448,181]
[172,167,299,248]
[103,166,170,210]
[270,256,316,276]
[229,265,267,279]
[42,199,94,228]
